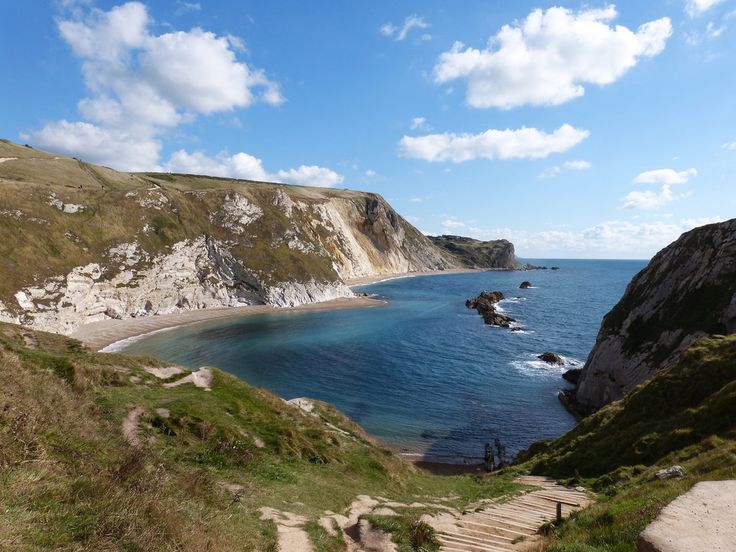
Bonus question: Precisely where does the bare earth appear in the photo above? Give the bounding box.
[71,269,480,352]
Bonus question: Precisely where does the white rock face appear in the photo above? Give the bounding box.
[212,192,263,234]
[11,237,264,335]
[266,280,353,308]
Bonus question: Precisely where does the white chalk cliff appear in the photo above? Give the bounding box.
[0,139,458,334]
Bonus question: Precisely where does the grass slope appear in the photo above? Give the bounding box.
[515,335,736,551]
[0,322,518,551]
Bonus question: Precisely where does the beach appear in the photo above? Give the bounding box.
[71,295,385,352]
[71,268,480,352]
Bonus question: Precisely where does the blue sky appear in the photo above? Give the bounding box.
[1,0,734,258]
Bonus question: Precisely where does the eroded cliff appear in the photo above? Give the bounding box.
[572,219,736,413]
[0,139,456,334]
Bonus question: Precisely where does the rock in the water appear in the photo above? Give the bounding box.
[655,465,684,480]
[550,266,560,270]
[538,352,564,365]
[466,290,515,327]
[562,368,582,384]
[519,281,532,289]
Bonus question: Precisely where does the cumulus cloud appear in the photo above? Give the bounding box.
[722,141,736,150]
[26,1,283,171]
[686,0,725,17]
[399,124,589,163]
[165,150,344,187]
[459,217,724,258]
[166,150,269,181]
[433,6,672,109]
[623,168,697,209]
[275,166,344,188]
[380,15,429,41]
[633,168,697,185]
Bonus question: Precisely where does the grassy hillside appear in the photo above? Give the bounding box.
[514,335,736,551]
[0,139,455,331]
[0,322,519,551]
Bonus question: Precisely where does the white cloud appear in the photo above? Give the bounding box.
[686,0,725,17]
[539,159,591,178]
[399,124,589,163]
[409,196,426,203]
[441,218,466,231]
[622,185,677,209]
[164,150,344,187]
[722,141,736,150]
[633,168,697,185]
[175,1,201,15]
[623,168,697,209]
[276,166,344,188]
[459,217,724,258]
[23,120,161,171]
[565,160,592,170]
[166,150,269,181]
[380,15,429,41]
[410,117,431,131]
[433,6,671,109]
[706,21,726,37]
[365,169,377,177]
[27,2,283,171]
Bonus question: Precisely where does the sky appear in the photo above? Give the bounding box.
[1,0,735,259]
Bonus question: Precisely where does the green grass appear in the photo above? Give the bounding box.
[0,322,519,551]
[515,334,736,551]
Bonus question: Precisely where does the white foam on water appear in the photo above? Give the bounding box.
[100,325,178,353]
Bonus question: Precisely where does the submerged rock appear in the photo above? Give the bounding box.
[538,352,564,365]
[519,281,532,289]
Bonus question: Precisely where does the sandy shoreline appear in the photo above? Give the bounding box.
[72,268,481,352]
[346,267,480,286]
[72,296,385,352]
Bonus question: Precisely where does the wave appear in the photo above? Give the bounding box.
[100,325,178,353]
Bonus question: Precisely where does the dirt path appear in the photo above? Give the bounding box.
[122,406,144,447]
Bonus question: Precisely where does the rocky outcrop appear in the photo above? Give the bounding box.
[520,281,532,289]
[0,139,458,334]
[562,368,582,384]
[538,352,563,365]
[428,235,529,269]
[571,219,736,413]
[466,291,515,327]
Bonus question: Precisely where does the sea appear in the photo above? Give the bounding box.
[121,259,646,464]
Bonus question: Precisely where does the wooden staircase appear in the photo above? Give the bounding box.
[431,476,593,551]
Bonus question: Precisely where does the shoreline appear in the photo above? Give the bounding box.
[346,267,481,286]
[72,296,385,352]
[73,268,482,352]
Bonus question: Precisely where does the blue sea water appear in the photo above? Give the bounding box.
[122,259,645,463]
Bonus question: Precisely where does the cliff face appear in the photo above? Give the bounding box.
[573,219,736,412]
[427,235,521,269]
[0,140,456,334]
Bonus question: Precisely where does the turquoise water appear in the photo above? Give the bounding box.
[122,259,645,463]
